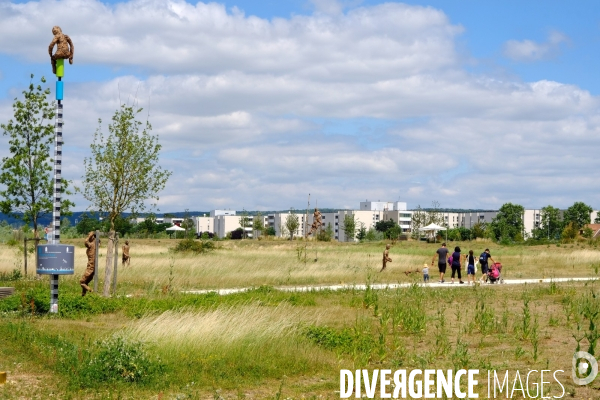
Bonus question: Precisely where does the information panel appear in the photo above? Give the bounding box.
[36,244,75,275]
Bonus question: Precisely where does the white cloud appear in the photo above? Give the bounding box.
[503,31,568,62]
[0,1,598,212]
[0,0,461,79]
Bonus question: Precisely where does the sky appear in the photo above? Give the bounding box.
[0,0,599,212]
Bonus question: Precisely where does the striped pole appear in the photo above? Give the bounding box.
[50,61,64,314]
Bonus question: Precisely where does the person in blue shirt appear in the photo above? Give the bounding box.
[479,248,496,283]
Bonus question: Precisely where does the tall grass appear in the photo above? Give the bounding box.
[123,303,329,386]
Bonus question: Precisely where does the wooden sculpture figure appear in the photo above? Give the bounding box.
[306,208,323,237]
[48,26,74,74]
[380,244,392,272]
[80,231,96,296]
[122,240,130,267]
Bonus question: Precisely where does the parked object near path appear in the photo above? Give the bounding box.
[487,262,504,284]
[0,287,15,299]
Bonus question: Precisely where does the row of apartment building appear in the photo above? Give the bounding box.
[191,201,600,241]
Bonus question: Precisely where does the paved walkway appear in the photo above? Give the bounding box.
[184,277,598,296]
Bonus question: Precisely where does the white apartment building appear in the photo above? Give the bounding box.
[196,216,214,234]
[192,205,599,241]
[210,210,236,217]
[268,212,306,238]
[359,201,407,211]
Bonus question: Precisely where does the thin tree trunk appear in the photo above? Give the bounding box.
[103,230,115,297]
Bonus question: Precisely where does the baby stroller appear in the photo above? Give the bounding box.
[487,262,503,284]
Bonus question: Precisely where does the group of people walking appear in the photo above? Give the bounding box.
[381,242,496,285]
[430,243,495,284]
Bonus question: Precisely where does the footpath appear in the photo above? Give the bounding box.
[184,277,597,296]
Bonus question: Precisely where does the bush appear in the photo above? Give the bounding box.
[172,238,215,254]
[84,335,162,383]
[0,268,22,281]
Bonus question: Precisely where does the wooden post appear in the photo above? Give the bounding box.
[93,230,99,292]
[34,238,40,277]
[112,233,119,295]
[23,238,27,276]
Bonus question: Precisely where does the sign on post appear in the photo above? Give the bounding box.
[36,244,75,275]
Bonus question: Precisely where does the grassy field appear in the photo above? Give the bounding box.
[0,238,600,399]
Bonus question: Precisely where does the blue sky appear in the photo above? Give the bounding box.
[0,0,599,212]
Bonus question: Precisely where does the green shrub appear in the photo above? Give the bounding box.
[171,238,215,254]
[84,335,162,383]
[0,268,22,281]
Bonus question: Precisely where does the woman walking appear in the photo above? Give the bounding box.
[450,246,464,284]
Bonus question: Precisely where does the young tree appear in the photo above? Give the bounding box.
[535,205,563,240]
[563,202,593,230]
[342,213,356,242]
[317,222,333,242]
[238,209,251,239]
[0,75,74,238]
[82,104,171,296]
[252,212,264,239]
[411,205,426,240]
[181,209,195,239]
[490,202,524,241]
[426,200,444,226]
[471,222,486,239]
[285,209,300,240]
[356,222,367,242]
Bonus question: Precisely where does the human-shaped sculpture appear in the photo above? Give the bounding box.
[122,240,130,267]
[305,208,323,237]
[80,231,96,296]
[48,26,74,75]
[380,244,392,272]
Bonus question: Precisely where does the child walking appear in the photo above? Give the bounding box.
[422,263,430,283]
[465,250,476,285]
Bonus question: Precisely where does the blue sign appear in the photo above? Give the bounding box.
[37,244,75,275]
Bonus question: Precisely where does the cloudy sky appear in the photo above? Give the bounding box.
[0,0,599,212]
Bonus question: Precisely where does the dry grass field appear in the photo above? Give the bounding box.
[0,238,599,399]
[1,238,597,291]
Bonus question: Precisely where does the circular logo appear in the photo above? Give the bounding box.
[572,351,598,385]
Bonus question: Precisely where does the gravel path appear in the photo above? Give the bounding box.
[184,277,597,296]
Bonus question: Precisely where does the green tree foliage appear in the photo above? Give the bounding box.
[375,218,402,239]
[446,227,472,241]
[252,212,264,239]
[265,226,276,236]
[356,223,367,242]
[0,75,74,238]
[532,205,563,240]
[561,222,578,242]
[82,104,171,296]
[238,209,251,239]
[375,219,395,233]
[180,209,195,239]
[411,205,427,240]
[101,214,134,237]
[342,214,356,242]
[563,202,593,230]
[471,222,486,238]
[317,222,333,242]
[285,209,300,240]
[76,213,102,235]
[582,226,594,239]
[490,203,524,242]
